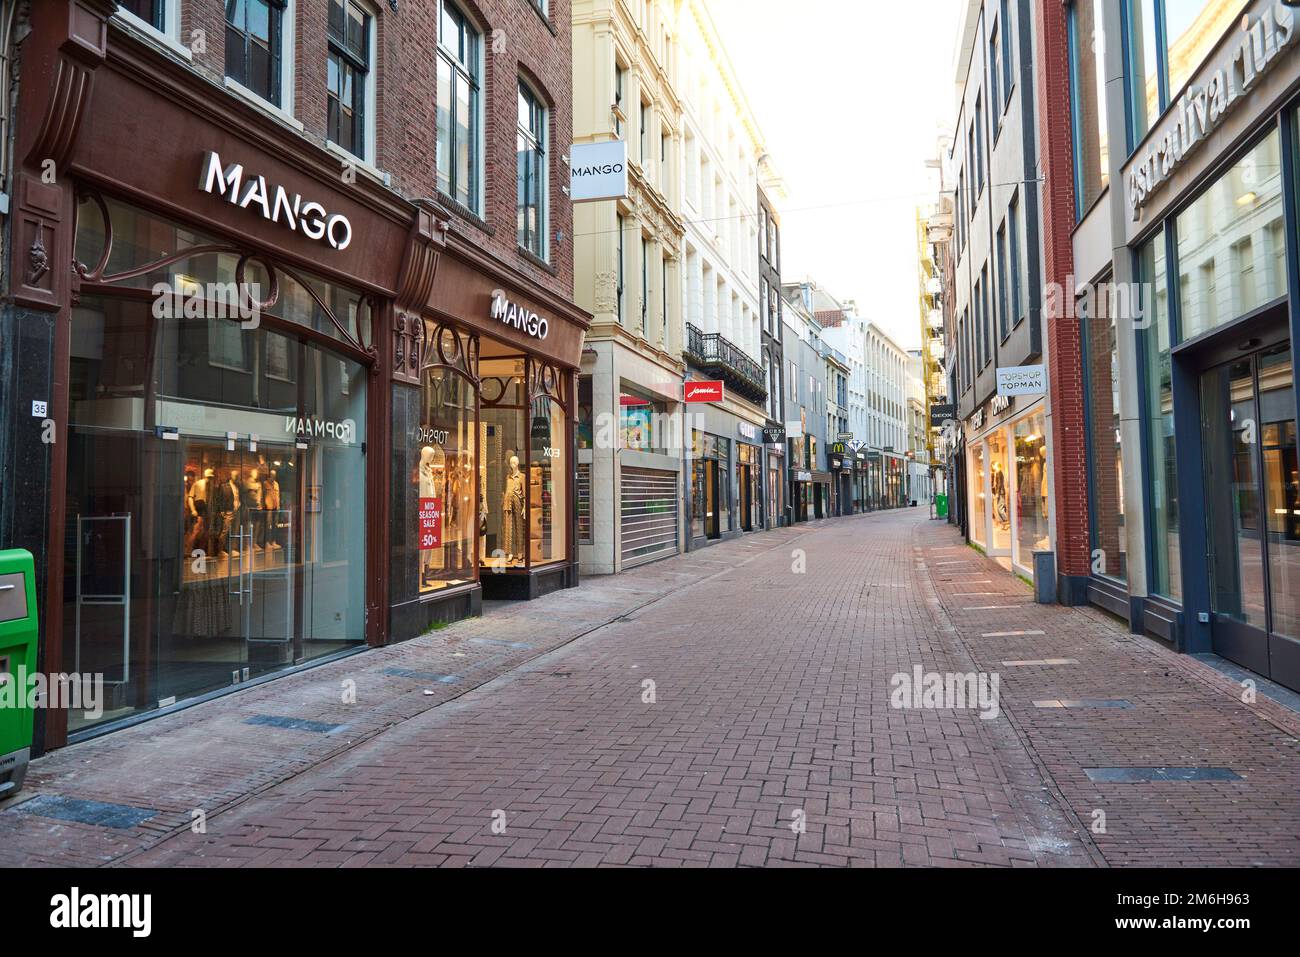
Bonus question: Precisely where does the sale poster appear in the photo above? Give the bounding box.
[418,497,442,549]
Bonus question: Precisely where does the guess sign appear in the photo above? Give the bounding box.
[418,497,442,549]
[684,380,724,404]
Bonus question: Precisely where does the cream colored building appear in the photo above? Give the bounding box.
[573,0,688,574]
[676,0,774,547]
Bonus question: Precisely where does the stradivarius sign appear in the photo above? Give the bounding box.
[1127,2,1295,220]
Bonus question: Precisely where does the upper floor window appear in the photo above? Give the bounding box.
[1068,0,1108,218]
[1125,1,1248,147]
[226,0,288,107]
[989,24,1002,139]
[120,0,172,33]
[327,0,373,162]
[517,81,548,259]
[614,64,626,137]
[437,1,482,212]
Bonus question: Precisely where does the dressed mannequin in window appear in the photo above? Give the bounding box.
[188,467,215,561]
[263,468,282,551]
[211,468,241,558]
[245,468,264,550]
[501,454,526,564]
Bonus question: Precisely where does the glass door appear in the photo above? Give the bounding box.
[1201,345,1300,690]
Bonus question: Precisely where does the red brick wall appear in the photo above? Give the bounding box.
[177,0,575,300]
[1033,0,1090,579]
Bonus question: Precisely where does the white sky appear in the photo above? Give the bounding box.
[708,0,965,349]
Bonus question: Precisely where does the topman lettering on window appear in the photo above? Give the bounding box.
[285,416,357,444]
[1126,2,1294,220]
[490,289,550,340]
[199,150,353,250]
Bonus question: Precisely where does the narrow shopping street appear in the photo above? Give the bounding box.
[3,508,1298,868]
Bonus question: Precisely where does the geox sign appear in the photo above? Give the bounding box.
[199,150,354,250]
[568,140,629,202]
[1126,1,1295,220]
[490,289,550,340]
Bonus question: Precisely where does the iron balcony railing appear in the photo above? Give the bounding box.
[684,323,768,404]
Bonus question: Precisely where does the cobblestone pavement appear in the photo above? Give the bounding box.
[4,509,1299,867]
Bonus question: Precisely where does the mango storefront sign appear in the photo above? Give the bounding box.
[569,141,629,202]
[199,151,353,249]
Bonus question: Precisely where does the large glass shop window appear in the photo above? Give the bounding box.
[479,355,569,569]
[417,363,478,593]
[1176,129,1286,342]
[65,192,370,732]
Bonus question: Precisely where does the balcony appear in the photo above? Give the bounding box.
[684,323,768,404]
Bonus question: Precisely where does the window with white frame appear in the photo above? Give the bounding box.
[517,80,548,258]
[437,1,482,212]
[327,0,374,163]
[226,0,290,108]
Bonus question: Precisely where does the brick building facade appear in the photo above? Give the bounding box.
[1,0,589,757]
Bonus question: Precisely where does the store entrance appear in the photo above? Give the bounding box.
[738,464,753,532]
[1200,343,1300,691]
[169,436,299,692]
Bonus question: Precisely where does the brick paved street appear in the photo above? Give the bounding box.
[4,509,1300,867]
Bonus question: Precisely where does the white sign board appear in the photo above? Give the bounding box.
[996,364,1046,397]
[569,141,628,202]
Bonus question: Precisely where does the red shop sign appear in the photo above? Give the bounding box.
[418,497,443,549]
[683,380,724,403]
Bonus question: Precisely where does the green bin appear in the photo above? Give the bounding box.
[935,494,948,519]
[0,549,38,799]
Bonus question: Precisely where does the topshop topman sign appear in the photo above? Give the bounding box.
[569,141,629,202]
[199,151,353,250]
[1127,2,1295,220]
[996,364,1046,397]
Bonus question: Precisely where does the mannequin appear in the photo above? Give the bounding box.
[263,469,282,550]
[188,468,214,562]
[216,469,242,557]
[245,468,264,550]
[501,453,526,562]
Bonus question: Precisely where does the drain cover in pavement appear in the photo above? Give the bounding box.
[245,715,347,734]
[383,667,461,683]
[1033,699,1133,708]
[11,794,159,830]
[1084,767,1242,782]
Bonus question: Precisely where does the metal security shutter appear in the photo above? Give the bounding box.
[577,463,592,544]
[620,467,678,566]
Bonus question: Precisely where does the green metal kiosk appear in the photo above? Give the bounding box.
[0,549,37,799]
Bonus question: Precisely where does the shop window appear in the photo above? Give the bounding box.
[74,193,373,357]
[480,357,568,569]
[620,392,667,452]
[577,375,594,450]
[1068,0,1108,218]
[1014,413,1050,570]
[988,430,1012,551]
[969,440,987,547]
[517,80,548,260]
[437,0,482,212]
[327,0,374,163]
[1138,228,1181,599]
[1083,283,1126,581]
[1176,129,1286,342]
[226,0,289,108]
[415,361,477,594]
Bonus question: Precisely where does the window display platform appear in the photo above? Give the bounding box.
[479,562,577,601]
[390,582,483,641]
